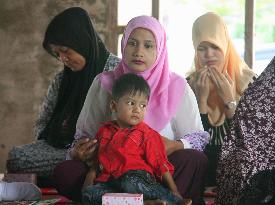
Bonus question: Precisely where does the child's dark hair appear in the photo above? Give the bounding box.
[112,73,150,101]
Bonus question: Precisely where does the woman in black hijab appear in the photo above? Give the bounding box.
[7,7,120,181]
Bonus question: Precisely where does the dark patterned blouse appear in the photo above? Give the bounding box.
[201,114,231,186]
[34,53,120,140]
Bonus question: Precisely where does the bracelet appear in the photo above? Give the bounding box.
[225,101,237,109]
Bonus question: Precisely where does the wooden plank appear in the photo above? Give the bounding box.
[152,0,159,19]
[244,0,254,68]
[112,0,159,54]
[106,0,118,54]
[117,25,125,34]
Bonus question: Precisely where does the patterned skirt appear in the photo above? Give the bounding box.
[6,140,66,177]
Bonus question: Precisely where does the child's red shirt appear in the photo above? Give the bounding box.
[95,121,174,182]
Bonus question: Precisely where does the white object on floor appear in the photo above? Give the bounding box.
[0,181,41,201]
[102,193,143,205]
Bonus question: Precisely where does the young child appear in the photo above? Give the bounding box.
[82,73,191,205]
[0,180,41,201]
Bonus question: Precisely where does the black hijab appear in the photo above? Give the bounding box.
[40,7,109,148]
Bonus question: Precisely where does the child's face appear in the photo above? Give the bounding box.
[111,92,148,128]
[124,28,157,72]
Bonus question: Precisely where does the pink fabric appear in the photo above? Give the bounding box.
[100,15,186,131]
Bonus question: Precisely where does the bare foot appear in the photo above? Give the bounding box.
[181,198,192,205]
[144,199,167,205]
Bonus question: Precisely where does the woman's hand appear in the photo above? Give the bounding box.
[70,138,97,162]
[208,67,235,104]
[162,137,184,156]
[189,67,210,113]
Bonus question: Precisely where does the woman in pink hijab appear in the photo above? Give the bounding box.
[53,15,209,205]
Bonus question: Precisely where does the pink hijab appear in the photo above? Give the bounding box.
[100,15,186,131]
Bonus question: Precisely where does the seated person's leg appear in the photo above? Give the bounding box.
[168,149,208,205]
[52,160,88,202]
[0,181,41,201]
[7,140,66,178]
[119,170,183,205]
[82,182,116,205]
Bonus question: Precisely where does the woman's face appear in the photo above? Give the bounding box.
[124,28,157,72]
[197,41,224,72]
[49,44,86,72]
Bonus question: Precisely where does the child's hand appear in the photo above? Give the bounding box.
[181,198,192,205]
[172,191,192,205]
[173,190,183,200]
[83,168,97,188]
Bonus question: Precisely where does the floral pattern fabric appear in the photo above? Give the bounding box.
[216,57,275,205]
